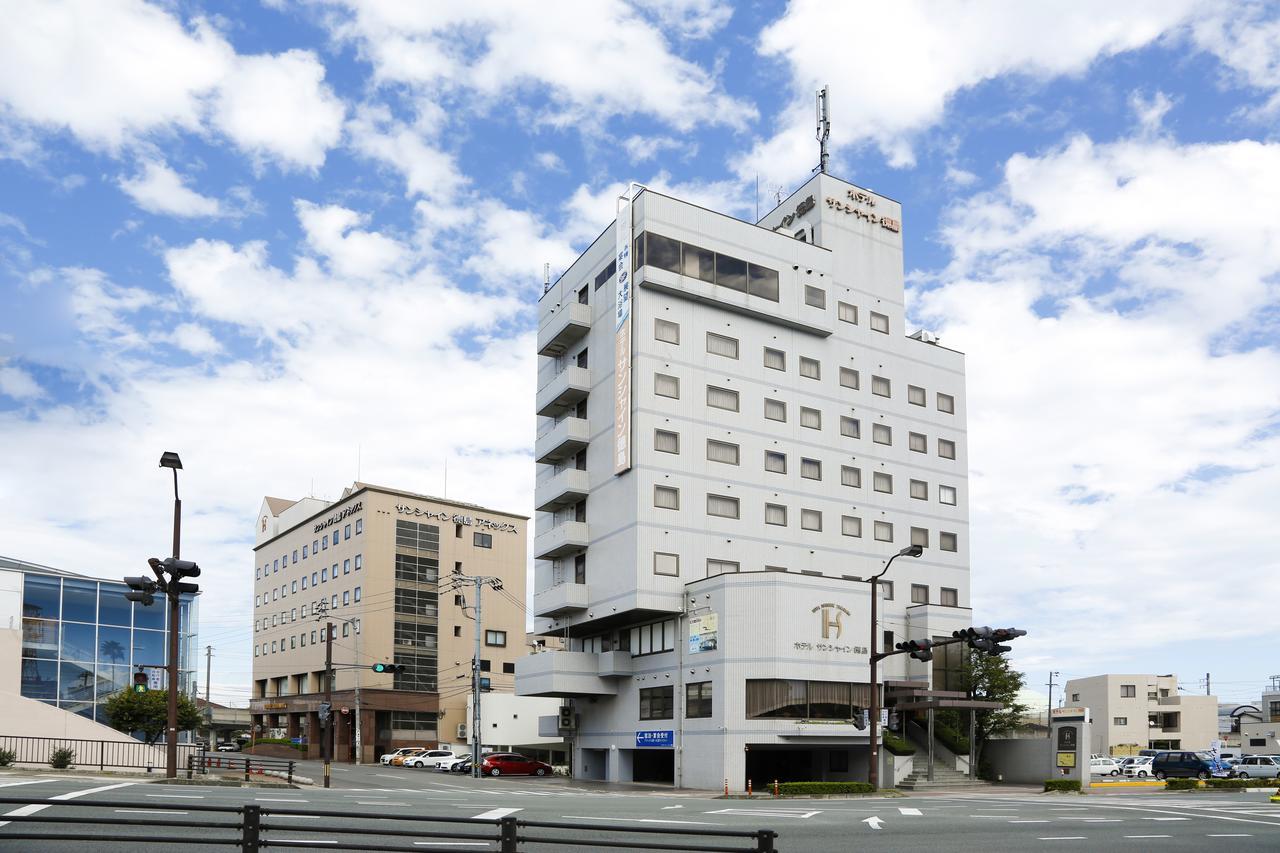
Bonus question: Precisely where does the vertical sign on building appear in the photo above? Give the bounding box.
[613,186,635,475]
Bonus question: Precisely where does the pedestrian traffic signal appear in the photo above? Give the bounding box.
[895,638,934,662]
[123,576,158,607]
[132,670,149,693]
[372,663,405,674]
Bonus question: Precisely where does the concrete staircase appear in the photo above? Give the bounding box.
[897,718,993,791]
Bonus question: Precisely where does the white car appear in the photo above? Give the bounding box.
[380,747,421,765]
[404,750,457,768]
[1122,756,1153,777]
[1090,757,1122,776]
[1234,755,1280,779]
[435,754,471,772]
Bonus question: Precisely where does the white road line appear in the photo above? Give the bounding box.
[115,809,189,815]
[256,798,307,802]
[1124,836,1171,839]
[1010,820,1050,823]
[412,843,491,847]
[560,815,720,826]
[0,780,135,828]
[0,780,56,790]
[359,801,409,806]
[971,815,1009,819]
[1143,817,1190,821]
[146,794,205,799]
[1207,834,1252,837]
[1064,818,1123,822]
[471,807,522,821]
[1037,838,1086,841]
[899,807,922,816]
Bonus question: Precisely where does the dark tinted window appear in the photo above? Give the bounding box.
[647,233,682,273]
[715,253,747,292]
[749,264,779,301]
[682,244,715,282]
[22,575,60,620]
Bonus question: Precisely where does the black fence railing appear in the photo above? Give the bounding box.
[0,735,200,772]
[0,797,781,852]
[187,750,296,784]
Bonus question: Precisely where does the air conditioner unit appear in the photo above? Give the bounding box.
[456,723,467,739]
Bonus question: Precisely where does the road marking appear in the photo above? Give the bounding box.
[1037,837,1086,841]
[862,816,884,830]
[115,808,189,815]
[348,795,386,798]
[256,798,307,802]
[1143,817,1189,821]
[146,793,205,799]
[971,815,1009,818]
[661,805,683,809]
[1207,834,1252,837]
[560,815,720,825]
[0,780,55,790]
[359,801,409,806]
[0,781,135,828]
[1124,836,1171,839]
[1010,820,1050,823]
[274,841,336,845]
[706,808,821,819]
[899,807,922,816]
[471,807,522,821]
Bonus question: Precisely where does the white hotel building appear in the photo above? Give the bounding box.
[516,172,973,789]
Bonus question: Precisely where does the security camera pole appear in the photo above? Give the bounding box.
[443,568,504,777]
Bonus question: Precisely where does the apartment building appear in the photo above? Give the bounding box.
[517,172,973,789]
[1064,674,1219,756]
[250,483,528,762]
[1237,687,1280,756]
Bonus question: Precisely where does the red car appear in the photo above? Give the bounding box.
[480,753,553,777]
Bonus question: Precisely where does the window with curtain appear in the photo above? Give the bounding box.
[839,367,860,389]
[706,494,740,519]
[872,375,891,397]
[841,466,861,487]
[765,451,787,474]
[938,438,956,459]
[874,521,894,542]
[799,357,821,379]
[765,504,787,526]
[940,532,958,552]
[801,509,822,531]
[653,552,679,576]
[804,285,826,309]
[842,515,862,537]
[706,332,739,359]
[908,385,926,406]
[800,407,821,429]
[706,559,740,576]
[872,424,892,445]
[706,439,740,465]
[939,485,957,505]
[655,373,680,399]
[873,472,893,493]
[910,479,928,500]
[870,311,889,333]
[937,393,955,413]
[911,584,928,604]
[706,385,739,411]
[911,527,929,547]
[840,417,860,438]
[763,347,786,370]
[838,301,858,324]
[654,318,680,344]
[654,485,679,510]
[764,398,786,421]
[655,429,679,454]
[909,432,927,453]
[801,458,821,480]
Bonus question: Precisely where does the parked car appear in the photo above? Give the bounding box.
[391,748,429,766]
[480,753,553,777]
[380,747,422,765]
[1152,751,1220,780]
[215,742,241,752]
[404,750,457,768]
[435,754,471,772]
[1090,757,1122,776]
[1233,755,1280,779]
[453,758,472,774]
[1122,756,1153,777]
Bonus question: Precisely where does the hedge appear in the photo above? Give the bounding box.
[1043,779,1081,793]
[249,737,306,752]
[1206,778,1280,790]
[882,732,917,756]
[1164,778,1200,790]
[933,722,970,755]
[776,781,876,796]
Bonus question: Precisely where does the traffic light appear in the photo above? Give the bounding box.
[372,663,405,674]
[318,702,331,724]
[895,638,934,662]
[123,576,158,607]
[987,627,1028,656]
[132,669,149,693]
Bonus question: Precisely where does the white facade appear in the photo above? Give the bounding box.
[1064,674,1220,756]
[1238,689,1280,756]
[517,173,972,789]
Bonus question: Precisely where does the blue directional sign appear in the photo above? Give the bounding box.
[635,730,673,748]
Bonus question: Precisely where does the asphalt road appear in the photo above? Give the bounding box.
[1,769,1278,852]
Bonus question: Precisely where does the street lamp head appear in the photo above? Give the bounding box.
[898,544,924,558]
[159,451,183,470]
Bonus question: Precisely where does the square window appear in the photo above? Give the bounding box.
[840,416,860,438]
[765,503,787,526]
[870,311,890,334]
[872,423,892,445]
[800,508,822,531]
[1120,684,1136,698]
[939,485,957,505]
[874,521,894,542]
[837,301,858,324]
[881,581,894,600]
[908,385,926,406]
[706,494,740,519]
[804,285,826,309]
[940,532,958,552]
[706,558,739,577]
[485,630,507,647]
[655,372,680,399]
[764,451,787,474]
[655,318,680,344]
[655,429,680,454]
[841,515,862,537]
[873,472,893,493]
[909,432,927,453]
[654,552,680,576]
[686,682,713,719]
[800,458,822,480]
[799,357,821,380]
[706,439,740,465]
[706,385,739,411]
[764,398,787,422]
[871,375,891,397]
[841,465,861,488]
[654,485,680,510]
[706,332,739,359]
[639,686,675,720]
[941,588,958,607]
[763,347,786,371]
[474,531,494,548]
[910,479,928,500]
[800,406,821,429]
[911,527,929,547]
[938,438,957,459]
[911,584,928,604]
[839,367,860,389]
[937,392,955,414]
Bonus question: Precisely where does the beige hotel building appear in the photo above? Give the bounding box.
[250,483,527,763]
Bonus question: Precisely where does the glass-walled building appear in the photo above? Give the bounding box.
[5,556,199,727]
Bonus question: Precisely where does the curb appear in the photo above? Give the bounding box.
[716,791,905,800]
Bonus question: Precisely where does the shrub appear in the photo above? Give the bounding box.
[0,749,15,767]
[882,732,916,756]
[247,738,306,752]
[48,747,75,769]
[1164,778,1200,790]
[1206,778,1280,790]
[934,722,970,755]
[775,781,876,796]
[1044,779,1082,793]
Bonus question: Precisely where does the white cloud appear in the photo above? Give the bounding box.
[118,160,222,218]
[0,363,43,400]
[164,322,223,356]
[534,151,565,172]
[347,104,467,203]
[622,134,686,162]
[633,0,733,40]
[1191,2,1280,113]
[1130,90,1175,136]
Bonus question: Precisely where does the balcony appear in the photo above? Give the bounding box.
[536,366,591,418]
[534,521,590,559]
[598,650,633,678]
[535,468,590,513]
[535,417,590,465]
[534,582,590,617]
[537,302,592,357]
[515,651,618,697]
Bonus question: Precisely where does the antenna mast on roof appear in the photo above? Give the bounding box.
[542,262,551,295]
[815,85,830,174]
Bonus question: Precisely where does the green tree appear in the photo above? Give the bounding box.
[102,689,202,745]
[937,650,1029,769]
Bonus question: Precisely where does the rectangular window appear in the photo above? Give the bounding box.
[654,485,680,510]
[872,423,892,445]
[764,451,787,474]
[765,503,787,526]
[354,554,362,570]
[840,416,860,438]
[874,521,894,542]
[804,285,826,309]
[1121,684,1137,698]
[800,508,822,531]
[342,559,351,574]
[764,398,787,422]
[706,494,740,519]
[763,347,786,371]
[342,590,350,606]
[909,432,927,453]
[639,686,674,720]
[595,259,616,290]
[706,559,740,576]
[881,581,894,601]
[1114,717,1128,726]
[291,580,297,593]
[344,524,351,540]
[941,588,958,607]
[292,549,298,563]
[939,532,958,552]
[871,375,891,397]
[938,438,957,459]
[706,439,740,465]
[321,537,327,551]
[682,243,715,282]
[908,385,926,406]
[473,531,494,548]
[749,264,780,301]
[355,518,362,535]
[655,429,680,454]
[302,545,308,559]
[911,584,928,604]
[485,630,507,647]
[800,458,821,480]
[839,367,860,389]
[646,233,682,273]
[716,253,748,292]
[654,318,680,344]
[706,332,739,359]
[910,479,928,500]
[354,586,361,602]
[937,392,955,414]
[273,559,278,572]
[800,406,821,429]
[706,385,739,411]
[313,539,319,553]
[799,357,820,380]
[939,485,957,505]
[911,527,929,547]
[655,373,680,399]
[841,515,862,537]
[870,311,890,334]
[841,465,861,488]
[873,472,893,493]
[686,682,712,719]
[837,301,858,324]
[653,552,679,576]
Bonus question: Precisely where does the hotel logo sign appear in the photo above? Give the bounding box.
[825,189,900,233]
[313,501,362,533]
[395,503,518,534]
[811,602,850,640]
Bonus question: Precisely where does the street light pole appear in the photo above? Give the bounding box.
[160,451,183,780]
[867,544,923,791]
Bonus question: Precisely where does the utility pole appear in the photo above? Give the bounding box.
[1206,673,1211,696]
[1046,672,1060,738]
[354,620,363,764]
[442,568,503,778]
[204,645,213,744]
[322,621,334,789]
[164,454,182,780]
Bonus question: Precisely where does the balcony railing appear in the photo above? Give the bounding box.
[514,650,618,697]
[536,366,591,418]
[534,521,590,559]
[535,468,589,513]
[533,582,589,617]
[537,302,592,357]
[534,417,590,464]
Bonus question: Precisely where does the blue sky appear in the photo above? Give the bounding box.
[2,0,1278,708]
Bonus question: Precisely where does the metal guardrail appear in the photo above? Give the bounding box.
[187,750,296,784]
[0,797,780,852]
[0,734,200,772]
